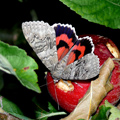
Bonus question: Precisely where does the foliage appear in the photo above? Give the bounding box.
[91,101,120,120]
[0,0,120,119]
[91,105,110,120]
[35,102,66,120]
[0,96,31,120]
[0,41,40,93]
[0,96,66,120]
[60,0,120,29]
[105,100,120,120]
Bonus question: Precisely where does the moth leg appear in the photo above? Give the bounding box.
[53,79,59,83]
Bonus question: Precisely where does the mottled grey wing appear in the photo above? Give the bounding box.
[22,21,58,71]
[61,53,100,80]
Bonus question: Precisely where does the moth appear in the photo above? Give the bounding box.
[22,21,100,81]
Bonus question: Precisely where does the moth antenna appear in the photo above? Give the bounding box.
[53,83,60,110]
[39,77,60,110]
[39,80,54,88]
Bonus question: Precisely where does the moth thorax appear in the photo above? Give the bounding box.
[51,70,63,80]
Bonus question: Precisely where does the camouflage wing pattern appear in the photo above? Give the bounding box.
[22,21,58,71]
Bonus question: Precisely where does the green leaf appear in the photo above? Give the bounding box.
[0,96,32,120]
[105,100,120,120]
[60,0,120,29]
[35,102,66,120]
[0,54,16,75]
[36,111,66,120]
[0,41,40,93]
[48,102,57,112]
[91,105,110,120]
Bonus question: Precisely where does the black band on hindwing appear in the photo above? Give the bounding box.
[72,50,81,61]
[57,40,69,50]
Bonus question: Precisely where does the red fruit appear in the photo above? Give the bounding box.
[47,35,120,113]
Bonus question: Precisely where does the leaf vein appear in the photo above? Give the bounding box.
[106,0,120,7]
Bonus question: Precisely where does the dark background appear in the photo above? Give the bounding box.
[1,0,120,43]
[0,0,120,119]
